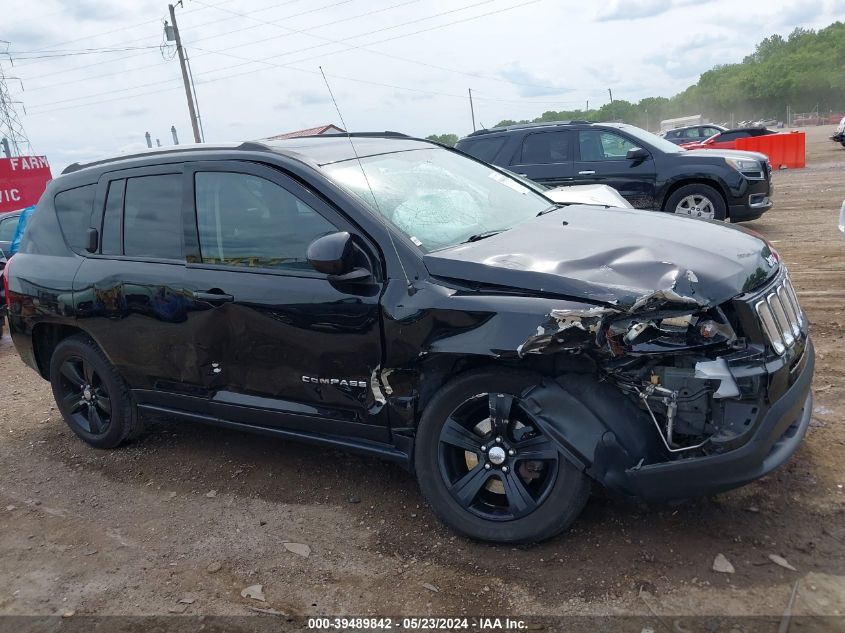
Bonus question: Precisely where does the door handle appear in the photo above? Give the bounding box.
[516,172,528,177]
[193,290,234,304]
[578,170,596,175]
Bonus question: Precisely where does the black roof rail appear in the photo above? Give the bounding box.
[464,119,594,138]
[60,141,272,175]
[298,131,411,139]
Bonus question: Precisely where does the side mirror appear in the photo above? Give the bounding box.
[307,231,371,283]
[307,231,355,275]
[626,147,649,161]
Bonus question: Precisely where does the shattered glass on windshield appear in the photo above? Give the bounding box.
[323,148,551,251]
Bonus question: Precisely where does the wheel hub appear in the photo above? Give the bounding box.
[82,386,93,402]
[487,446,506,465]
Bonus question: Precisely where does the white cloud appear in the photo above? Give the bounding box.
[596,0,701,21]
[2,0,841,173]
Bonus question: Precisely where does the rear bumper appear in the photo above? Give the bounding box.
[624,339,814,501]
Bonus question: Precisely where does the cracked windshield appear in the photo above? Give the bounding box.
[324,148,552,251]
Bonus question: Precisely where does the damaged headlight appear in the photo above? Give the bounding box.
[610,310,737,353]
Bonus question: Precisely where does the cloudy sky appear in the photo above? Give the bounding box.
[3,0,844,173]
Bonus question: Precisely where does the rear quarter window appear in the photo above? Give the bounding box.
[55,184,96,253]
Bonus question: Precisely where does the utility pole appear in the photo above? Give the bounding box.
[171,126,179,145]
[166,3,201,143]
[145,131,152,148]
[468,88,476,132]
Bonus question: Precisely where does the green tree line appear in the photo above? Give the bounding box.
[427,22,845,143]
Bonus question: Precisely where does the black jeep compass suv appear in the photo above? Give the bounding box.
[5,134,813,543]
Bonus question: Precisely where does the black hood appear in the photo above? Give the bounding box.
[424,206,779,311]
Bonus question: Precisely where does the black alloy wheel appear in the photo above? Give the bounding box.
[438,392,559,521]
[49,333,142,448]
[415,369,590,543]
[57,355,112,435]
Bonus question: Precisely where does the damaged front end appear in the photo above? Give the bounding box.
[512,266,813,501]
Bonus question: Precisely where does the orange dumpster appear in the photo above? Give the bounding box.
[735,132,805,169]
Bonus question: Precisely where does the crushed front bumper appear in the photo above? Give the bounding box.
[623,338,813,501]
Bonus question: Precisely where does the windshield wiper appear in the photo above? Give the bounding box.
[463,229,507,243]
[537,203,569,217]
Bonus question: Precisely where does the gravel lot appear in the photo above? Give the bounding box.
[1,126,843,623]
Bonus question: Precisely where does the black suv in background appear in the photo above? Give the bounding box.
[5,135,812,543]
[455,121,773,221]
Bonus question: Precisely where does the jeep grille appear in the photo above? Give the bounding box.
[754,275,804,355]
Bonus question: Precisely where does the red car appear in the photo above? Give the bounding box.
[681,127,777,150]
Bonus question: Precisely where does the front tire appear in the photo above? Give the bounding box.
[49,333,141,448]
[415,369,590,543]
[665,183,727,221]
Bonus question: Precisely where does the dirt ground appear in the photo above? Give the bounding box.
[1,126,844,625]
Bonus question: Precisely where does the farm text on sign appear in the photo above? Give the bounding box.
[0,156,53,213]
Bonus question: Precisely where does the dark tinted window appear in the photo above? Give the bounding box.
[55,185,96,252]
[123,174,183,260]
[716,131,748,142]
[578,130,637,161]
[665,130,680,139]
[194,172,337,271]
[101,179,124,255]
[519,131,572,164]
[0,215,18,242]
[459,136,507,163]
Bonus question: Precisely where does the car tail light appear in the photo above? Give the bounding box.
[2,256,10,305]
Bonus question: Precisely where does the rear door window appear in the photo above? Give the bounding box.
[55,185,96,253]
[100,179,124,255]
[519,131,572,164]
[123,174,183,260]
[459,136,507,163]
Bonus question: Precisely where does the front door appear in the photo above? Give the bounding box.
[572,129,658,208]
[181,161,387,441]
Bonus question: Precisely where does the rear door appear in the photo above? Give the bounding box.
[181,161,387,441]
[74,165,201,393]
[507,130,574,187]
[572,128,658,208]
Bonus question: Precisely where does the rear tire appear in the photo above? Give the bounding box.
[665,183,727,221]
[49,333,141,448]
[415,369,590,543]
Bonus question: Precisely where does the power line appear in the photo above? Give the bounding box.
[10,0,237,69]
[7,45,162,60]
[26,0,497,109]
[191,0,600,97]
[18,0,350,84]
[27,0,571,116]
